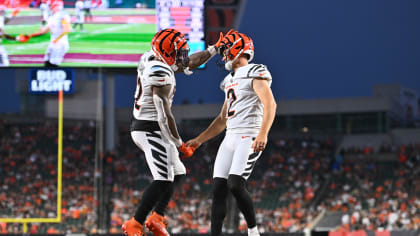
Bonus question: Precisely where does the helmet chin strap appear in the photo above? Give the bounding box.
[224,46,244,71]
[225,61,233,71]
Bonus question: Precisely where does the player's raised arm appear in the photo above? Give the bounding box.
[186,100,228,149]
[251,78,277,153]
[24,24,50,40]
[174,29,234,72]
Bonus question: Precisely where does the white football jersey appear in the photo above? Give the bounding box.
[0,16,5,44]
[47,10,70,43]
[83,0,91,8]
[75,1,84,14]
[133,50,176,121]
[220,63,272,134]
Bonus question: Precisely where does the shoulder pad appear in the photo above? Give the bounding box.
[246,64,272,80]
[143,61,174,87]
[137,51,155,75]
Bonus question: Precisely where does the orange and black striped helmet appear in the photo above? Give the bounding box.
[151,28,190,68]
[220,31,254,64]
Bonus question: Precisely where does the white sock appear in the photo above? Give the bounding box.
[248,226,259,236]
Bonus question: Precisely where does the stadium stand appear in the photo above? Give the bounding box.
[0,120,97,233]
[1,119,419,233]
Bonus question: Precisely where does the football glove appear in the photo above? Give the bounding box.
[178,142,195,159]
[215,29,234,55]
[11,9,20,17]
[16,34,30,43]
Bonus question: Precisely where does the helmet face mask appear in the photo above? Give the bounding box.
[175,47,190,69]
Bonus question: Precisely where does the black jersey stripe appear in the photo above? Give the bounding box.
[245,163,255,171]
[146,131,161,139]
[248,152,259,161]
[247,65,261,77]
[151,149,167,165]
[157,171,168,179]
[255,67,266,73]
[151,65,173,75]
[253,65,263,72]
[154,161,168,173]
[148,139,166,154]
[150,71,171,78]
[242,172,251,178]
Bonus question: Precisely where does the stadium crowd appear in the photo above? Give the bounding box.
[325,143,420,231]
[1,120,419,233]
[0,120,97,234]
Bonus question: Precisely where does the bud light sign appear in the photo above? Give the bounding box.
[29,69,74,94]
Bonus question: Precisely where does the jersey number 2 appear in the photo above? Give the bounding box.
[134,77,143,110]
[227,88,237,117]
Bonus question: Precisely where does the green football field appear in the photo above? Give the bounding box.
[2,8,156,67]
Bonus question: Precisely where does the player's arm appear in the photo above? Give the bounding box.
[0,29,16,40]
[152,85,182,146]
[53,19,71,43]
[28,25,50,38]
[252,78,277,153]
[174,29,234,73]
[152,85,195,157]
[186,101,228,149]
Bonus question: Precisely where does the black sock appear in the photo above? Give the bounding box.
[211,178,229,236]
[228,174,256,228]
[153,174,184,216]
[44,61,59,67]
[134,180,172,224]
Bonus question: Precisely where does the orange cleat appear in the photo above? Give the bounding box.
[122,217,145,236]
[145,212,170,236]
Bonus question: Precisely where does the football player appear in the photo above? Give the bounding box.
[121,28,231,236]
[0,5,19,66]
[21,0,70,67]
[186,30,277,236]
[82,0,92,22]
[73,0,84,31]
[39,0,50,26]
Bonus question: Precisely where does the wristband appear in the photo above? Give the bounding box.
[207,46,217,57]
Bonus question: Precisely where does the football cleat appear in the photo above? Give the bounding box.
[122,217,145,236]
[145,212,170,236]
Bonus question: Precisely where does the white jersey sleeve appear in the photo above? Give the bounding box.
[246,64,272,81]
[143,63,173,87]
[133,53,176,121]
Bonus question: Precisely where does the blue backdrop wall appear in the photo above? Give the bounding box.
[1,0,419,111]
